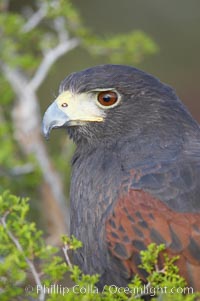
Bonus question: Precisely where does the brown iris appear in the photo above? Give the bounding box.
[97,91,118,107]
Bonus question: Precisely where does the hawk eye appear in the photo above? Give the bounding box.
[97,91,118,107]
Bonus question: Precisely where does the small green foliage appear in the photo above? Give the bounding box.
[139,243,166,273]
[0,13,41,71]
[62,234,83,251]
[0,77,14,105]
[0,191,199,300]
[83,30,158,64]
[0,191,66,301]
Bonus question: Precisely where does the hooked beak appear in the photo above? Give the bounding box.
[42,101,69,139]
[42,90,105,139]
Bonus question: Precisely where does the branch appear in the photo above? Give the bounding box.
[10,163,35,176]
[22,4,47,33]
[62,243,73,269]
[27,38,80,91]
[0,212,45,301]
[53,17,69,43]
[1,62,70,237]
[0,164,35,178]
[0,62,27,98]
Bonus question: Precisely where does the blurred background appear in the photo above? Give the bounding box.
[0,0,200,243]
[41,0,200,118]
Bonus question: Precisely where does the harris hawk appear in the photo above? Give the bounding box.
[42,64,200,290]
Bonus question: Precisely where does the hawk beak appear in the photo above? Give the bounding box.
[42,90,105,139]
[42,101,69,139]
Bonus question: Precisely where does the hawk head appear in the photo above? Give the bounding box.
[42,64,195,146]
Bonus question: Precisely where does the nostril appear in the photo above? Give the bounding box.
[61,103,68,108]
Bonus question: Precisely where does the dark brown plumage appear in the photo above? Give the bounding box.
[42,65,200,290]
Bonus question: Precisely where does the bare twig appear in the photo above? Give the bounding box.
[10,164,35,176]
[0,164,35,177]
[22,4,47,33]
[27,38,79,91]
[62,244,73,269]
[53,17,69,42]
[0,212,45,301]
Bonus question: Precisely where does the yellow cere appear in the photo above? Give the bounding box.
[55,91,105,122]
